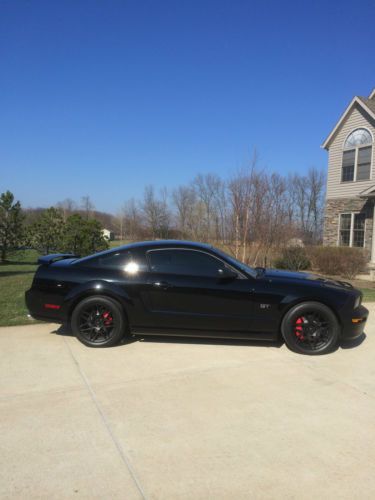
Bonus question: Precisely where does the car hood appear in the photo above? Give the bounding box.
[262,269,353,290]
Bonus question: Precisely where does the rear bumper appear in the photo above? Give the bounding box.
[25,289,65,323]
[341,304,369,341]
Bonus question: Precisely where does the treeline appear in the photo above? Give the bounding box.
[0,191,108,262]
[0,160,326,265]
[113,162,326,266]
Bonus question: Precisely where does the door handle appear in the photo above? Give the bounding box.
[152,281,171,290]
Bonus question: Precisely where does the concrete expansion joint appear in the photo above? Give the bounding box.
[62,337,148,500]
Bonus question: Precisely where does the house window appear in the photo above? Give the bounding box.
[339,213,365,247]
[339,214,351,245]
[341,128,372,182]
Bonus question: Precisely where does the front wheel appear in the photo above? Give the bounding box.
[281,302,340,355]
[71,295,126,347]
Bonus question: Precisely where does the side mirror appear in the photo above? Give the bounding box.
[218,267,238,280]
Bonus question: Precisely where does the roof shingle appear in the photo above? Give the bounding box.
[357,96,375,115]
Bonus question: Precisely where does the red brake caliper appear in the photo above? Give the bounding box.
[102,311,113,326]
[294,317,305,340]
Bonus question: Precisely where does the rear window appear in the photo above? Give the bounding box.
[79,249,148,273]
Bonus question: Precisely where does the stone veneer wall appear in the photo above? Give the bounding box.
[323,197,374,256]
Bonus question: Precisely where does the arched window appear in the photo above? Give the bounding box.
[342,128,373,182]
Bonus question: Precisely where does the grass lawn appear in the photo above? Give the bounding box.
[361,288,375,302]
[109,239,134,248]
[0,248,374,327]
[0,250,39,327]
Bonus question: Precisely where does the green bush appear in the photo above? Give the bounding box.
[27,209,109,256]
[63,214,109,256]
[308,246,367,279]
[274,246,310,271]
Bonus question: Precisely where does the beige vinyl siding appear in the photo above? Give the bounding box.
[326,104,375,199]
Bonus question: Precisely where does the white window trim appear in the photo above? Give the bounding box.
[341,146,373,183]
[342,127,374,148]
[341,128,373,183]
[338,212,366,248]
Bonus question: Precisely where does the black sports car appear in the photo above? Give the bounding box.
[25,240,368,355]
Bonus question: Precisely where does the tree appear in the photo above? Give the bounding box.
[84,219,109,254]
[63,214,109,255]
[142,185,170,238]
[0,190,24,262]
[62,214,84,254]
[28,207,65,255]
[172,185,196,238]
[56,198,77,222]
[287,167,326,243]
[193,173,222,239]
[81,195,95,220]
[123,198,143,240]
[227,153,259,260]
[306,167,326,243]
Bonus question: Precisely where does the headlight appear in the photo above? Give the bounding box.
[354,295,362,309]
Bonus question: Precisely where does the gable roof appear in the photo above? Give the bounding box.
[322,93,375,150]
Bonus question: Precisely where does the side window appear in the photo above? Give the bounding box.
[147,249,226,277]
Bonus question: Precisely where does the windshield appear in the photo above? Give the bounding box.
[214,248,257,278]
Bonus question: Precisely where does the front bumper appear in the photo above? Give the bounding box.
[341,304,369,341]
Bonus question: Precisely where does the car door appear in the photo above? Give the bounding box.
[138,248,257,337]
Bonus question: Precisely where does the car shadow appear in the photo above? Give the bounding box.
[52,324,282,349]
[136,336,283,349]
[51,324,139,346]
[51,325,365,352]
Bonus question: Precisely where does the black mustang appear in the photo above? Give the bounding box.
[25,240,368,355]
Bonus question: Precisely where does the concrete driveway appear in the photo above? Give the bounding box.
[1,305,375,500]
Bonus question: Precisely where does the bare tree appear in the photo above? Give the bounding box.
[193,173,222,240]
[306,167,326,243]
[227,150,259,260]
[56,198,77,222]
[81,196,95,220]
[113,159,326,265]
[115,204,127,241]
[172,185,196,238]
[286,167,326,243]
[142,185,170,238]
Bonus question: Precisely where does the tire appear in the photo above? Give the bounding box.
[281,301,340,355]
[71,295,126,348]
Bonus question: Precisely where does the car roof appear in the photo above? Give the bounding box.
[118,240,213,251]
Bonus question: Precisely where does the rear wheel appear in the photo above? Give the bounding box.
[71,296,125,347]
[281,302,340,355]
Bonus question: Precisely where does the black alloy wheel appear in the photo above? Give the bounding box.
[281,302,340,355]
[71,295,126,347]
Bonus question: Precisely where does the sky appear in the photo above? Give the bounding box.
[1,0,375,213]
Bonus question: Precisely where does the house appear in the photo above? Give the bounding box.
[322,88,375,263]
[102,228,114,241]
